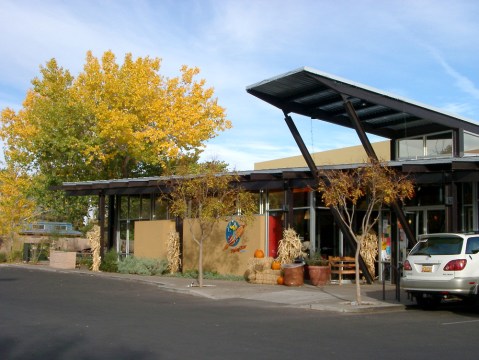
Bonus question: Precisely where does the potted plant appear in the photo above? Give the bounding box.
[277,228,306,286]
[305,252,330,286]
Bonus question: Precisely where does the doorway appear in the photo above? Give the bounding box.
[404,206,446,239]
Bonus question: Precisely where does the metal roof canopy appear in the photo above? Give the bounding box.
[246,66,479,139]
[246,66,475,281]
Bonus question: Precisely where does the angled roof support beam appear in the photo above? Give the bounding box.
[284,112,319,180]
[342,95,417,250]
[342,96,377,158]
[283,111,373,284]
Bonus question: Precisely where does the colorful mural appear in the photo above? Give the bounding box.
[224,219,247,253]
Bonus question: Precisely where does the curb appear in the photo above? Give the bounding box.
[1,263,409,313]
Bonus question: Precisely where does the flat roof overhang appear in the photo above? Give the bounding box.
[246,67,479,139]
[57,159,479,196]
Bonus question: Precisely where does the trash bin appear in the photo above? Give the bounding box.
[282,263,304,286]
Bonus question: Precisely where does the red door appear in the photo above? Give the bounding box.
[268,215,283,258]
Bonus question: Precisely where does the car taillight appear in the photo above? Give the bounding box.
[403,260,412,271]
[443,259,467,271]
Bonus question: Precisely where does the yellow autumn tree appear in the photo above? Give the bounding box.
[0,166,37,260]
[317,158,414,305]
[70,51,230,178]
[0,50,230,225]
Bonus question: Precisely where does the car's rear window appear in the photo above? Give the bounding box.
[409,236,463,256]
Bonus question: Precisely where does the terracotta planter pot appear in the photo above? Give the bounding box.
[282,264,304,286]
[307,265,331,286]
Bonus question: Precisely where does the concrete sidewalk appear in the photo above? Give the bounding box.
[3,263,414,313]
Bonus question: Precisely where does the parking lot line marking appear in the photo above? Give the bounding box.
[442,319,479,325]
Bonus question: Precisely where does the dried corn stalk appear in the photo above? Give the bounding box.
[167,231,181,274]
[87,225,101,272]
[277,227,305,264]
[359,232,378,278]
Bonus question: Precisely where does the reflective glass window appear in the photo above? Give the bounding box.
[268,191,284,210]
[464,132,479,156]
[129,196,140,219]
[141,196,151,219]
[398,138,423,159]
[426,132,452,157]
[154,197,168,219]
[293,189,309,208]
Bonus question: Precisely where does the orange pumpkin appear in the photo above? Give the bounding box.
[271,261,281,270]
[254,249,264,258]
[277,276,284,285]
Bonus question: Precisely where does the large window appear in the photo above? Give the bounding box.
[118,195,154,256]
[464,132,479,156]
[426,132,453,157]
[398,138,423,159]
[268,190,285,211]
[397,132,452,160]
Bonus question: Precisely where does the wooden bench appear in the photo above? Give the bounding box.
[328,256,360,285]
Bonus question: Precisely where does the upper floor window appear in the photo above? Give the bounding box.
[464,132,479,156]
[397,132,452,160]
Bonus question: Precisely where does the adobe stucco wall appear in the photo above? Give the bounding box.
[182,215,266,276]
[134,220,176,259]
[254,140,390,170]
[49,250,76,269]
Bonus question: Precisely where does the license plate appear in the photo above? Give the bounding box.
[422,265,432,272]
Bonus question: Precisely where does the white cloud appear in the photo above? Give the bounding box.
[2,0,479,173]
[440,103,475,117]
[428,48,479,101]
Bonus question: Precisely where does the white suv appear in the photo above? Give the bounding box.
[402,233,479,307]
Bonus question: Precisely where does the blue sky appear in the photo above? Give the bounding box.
[1,0,479,171]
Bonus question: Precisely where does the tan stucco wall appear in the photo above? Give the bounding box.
[0,236,88,254]
[254,140,390,170]
[134,220,176,259]
[182,215,266,276]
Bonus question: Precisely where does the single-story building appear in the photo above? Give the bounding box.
[58,67,479,282]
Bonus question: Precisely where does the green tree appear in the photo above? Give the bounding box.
[166,161,257,287]
[0,51,230,224]
[317,158,414,305]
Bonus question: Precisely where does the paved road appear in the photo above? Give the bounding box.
[1,267,479,359]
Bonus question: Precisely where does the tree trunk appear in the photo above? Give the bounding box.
[121,156,131,178]
[355,240,362,305]
[198,239,203,287]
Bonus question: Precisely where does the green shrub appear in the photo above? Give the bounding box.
[117,256,168,276]
[0,252,7,263]
[8,250,23,263]
[100,249,118,272]
[30,243,50,263]
[77,254,93,269]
